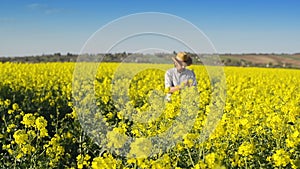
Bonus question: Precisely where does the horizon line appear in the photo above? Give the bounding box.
[2,52,300,58]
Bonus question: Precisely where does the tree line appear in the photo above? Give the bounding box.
[0,52,299,69]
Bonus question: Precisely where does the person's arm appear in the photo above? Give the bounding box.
[165,71,180,93]
[191,70,197,86]
[180,71,197,88]
[169,86,181,93]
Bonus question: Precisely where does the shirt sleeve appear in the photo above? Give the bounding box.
[165,70,173,88]
[191,70,197,86]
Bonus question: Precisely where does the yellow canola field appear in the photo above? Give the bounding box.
[0,62,300,169]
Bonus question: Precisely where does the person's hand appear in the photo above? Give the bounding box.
[183,79,193,87]
[185,80,190,87]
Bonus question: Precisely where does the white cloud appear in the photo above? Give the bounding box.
[26,3,66,15]
[27,3,47,10]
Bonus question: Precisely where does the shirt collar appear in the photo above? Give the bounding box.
[176,68,186,73]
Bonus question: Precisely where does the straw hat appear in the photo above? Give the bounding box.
[172,52,192,67]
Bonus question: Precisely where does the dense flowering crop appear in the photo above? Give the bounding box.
[0,62,300,168]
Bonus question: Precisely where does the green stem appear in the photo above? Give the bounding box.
[186,146,195,167]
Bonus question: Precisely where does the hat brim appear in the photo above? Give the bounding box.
[172,57,192,66]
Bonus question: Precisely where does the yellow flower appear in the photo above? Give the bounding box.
[16,153,23,159]
[164,87,170,94]
[7,124,16,133]
[127,158,136,164]
[106,128,127,149]
[237,142,254,157]
[21,144,36,154]
[205,153,216,168]
[193,160,206,169]
[183,133,197,148]
[272,149,290,167]
[13,130,28,145]
[21,113,36,128]
[12,103,19,110]
[77,154,91,169]
[8,109,14,114]
[91,154,120,169]
[2,59,300,168]
[35,116,47,130]
[27,130,37,138]
[128,138,152,158]
[39,128,48,138]
[45,134,65,165]
[292,130,299,138]
[4,99,11,106]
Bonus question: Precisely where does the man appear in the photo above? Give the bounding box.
[165,52,197,101]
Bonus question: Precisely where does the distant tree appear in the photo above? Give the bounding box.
[54,53,61,56]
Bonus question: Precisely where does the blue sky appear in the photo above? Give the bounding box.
[0,0,300,56]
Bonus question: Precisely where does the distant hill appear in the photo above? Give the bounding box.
[219,53,300,68]
[1,53,300,69]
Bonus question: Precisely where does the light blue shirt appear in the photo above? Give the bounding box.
[165,68,197,88]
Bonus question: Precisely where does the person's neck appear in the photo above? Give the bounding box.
[177,68,185,73]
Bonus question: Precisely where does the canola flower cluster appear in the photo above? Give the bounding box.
[0,62,300,168]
